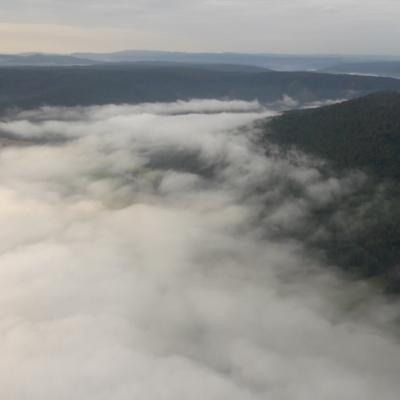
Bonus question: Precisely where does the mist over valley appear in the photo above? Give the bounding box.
[2,0,400,397]
[0,98,399,399]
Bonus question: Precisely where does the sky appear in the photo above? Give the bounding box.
[1,0,400,54]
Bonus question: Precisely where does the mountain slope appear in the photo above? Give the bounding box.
[266,91,400,179]
[264,92,400,291]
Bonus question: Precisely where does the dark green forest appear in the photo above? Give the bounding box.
[266,92,400,179]
[264,92,400,292]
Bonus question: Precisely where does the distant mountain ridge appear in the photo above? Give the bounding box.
[0,53,97,66]
[0,65,400,112]
[2,50,400,70]
[73,50,400,71]
[72,50,352,70]
[88,61,272,73]
[324,61,400,78]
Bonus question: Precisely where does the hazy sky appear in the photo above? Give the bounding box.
[1,0,400,55]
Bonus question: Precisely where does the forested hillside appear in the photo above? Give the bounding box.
[1,65,400,111]
[266,92,400,179]
[264,92,400,292]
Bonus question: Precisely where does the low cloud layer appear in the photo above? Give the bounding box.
[0,100,399,399]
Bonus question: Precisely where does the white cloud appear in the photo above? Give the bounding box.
[0,100,399,399]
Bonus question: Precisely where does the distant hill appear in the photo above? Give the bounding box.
[0,53,97,66]
[91,61,272,73]
[3,50,400,71]
[324,61,400,78]
[0,54,271,72]
[1,65,400,111]
[73,50,349,70]
[74,50,400,71]
[264,92,400,292]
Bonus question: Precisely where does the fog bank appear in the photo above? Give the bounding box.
[0,100,399,400]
